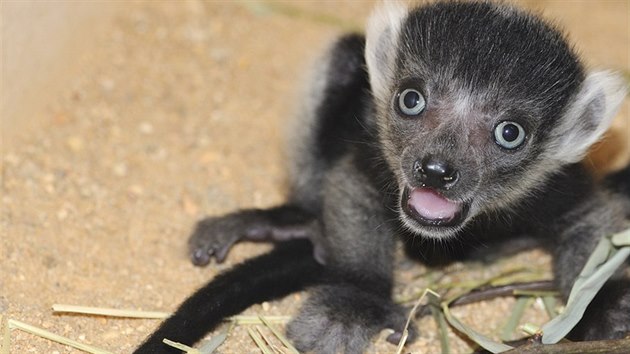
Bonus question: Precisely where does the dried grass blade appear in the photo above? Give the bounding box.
[512,290,558,297]
[489,272,548,288]
[612,228,630,246]
[270,344,287,354]
[441,303,513,353]
[501,297,533,341]
[541,296,558,318]
[232,315,290,325]
[52,304,169,319]
[197,323,233,354]
[443,268,543,304]
[8,319,113,354]
[395,288,439,354]
[258,315,299,354]
[429,303,450,354]
[248,327,274,354]
[521,323,540,336]
[52,305,290,325]
[1,316,9,354]
[162,338,200,354]
[256,327,278,353]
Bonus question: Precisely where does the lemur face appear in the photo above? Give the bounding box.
[365,2,623,239]
[384,77,547,238]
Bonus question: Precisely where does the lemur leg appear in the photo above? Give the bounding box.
[552,191,630,340]
[188,205,319,266]
[286,157,415,353]
[188,34,370,269]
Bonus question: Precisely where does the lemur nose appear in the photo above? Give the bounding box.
[413,158,459,189]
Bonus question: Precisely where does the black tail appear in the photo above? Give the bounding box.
[134,240,324,354]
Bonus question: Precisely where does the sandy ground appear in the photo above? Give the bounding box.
[2,1,629,353]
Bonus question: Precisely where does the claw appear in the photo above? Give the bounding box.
[215,246,230,263]
[386,331,404,345]
[191,248,211,266]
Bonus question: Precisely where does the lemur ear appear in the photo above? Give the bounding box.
[365,1,408,100]
[545,71,627,164]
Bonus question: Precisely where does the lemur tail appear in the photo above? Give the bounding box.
[134,240,324,354]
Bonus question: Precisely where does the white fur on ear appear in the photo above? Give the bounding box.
[546,70,628,164]
[365,1,408,100]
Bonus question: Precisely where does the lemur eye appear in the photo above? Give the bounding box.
[397,88,426,116]
[494,121,526,149]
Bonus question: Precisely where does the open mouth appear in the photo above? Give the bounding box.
[401,187,469,227]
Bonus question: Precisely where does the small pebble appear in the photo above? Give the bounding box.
[52,113,69,125]
[102,330,120,340]
[67,136,84,152]
[128,184,144,196]
[113,162,128,177]
[237,56,249,68]
[199,151,220,164]
[57,209,68,220]
[182,195,199,215]
[42,173,55,183]
[41,321,53,329]
[100,77,115,91]
[210,48,231,63]
[139,122,154,134]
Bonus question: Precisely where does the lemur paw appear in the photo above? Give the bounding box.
[187,217,240,266]
[286,285,416,353]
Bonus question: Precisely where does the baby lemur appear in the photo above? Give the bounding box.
[135,1,629,353]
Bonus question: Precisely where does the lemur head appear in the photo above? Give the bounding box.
[365,1,627,238]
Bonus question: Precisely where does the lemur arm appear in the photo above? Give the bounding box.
[188,205,317,265]
[286,156,414,353]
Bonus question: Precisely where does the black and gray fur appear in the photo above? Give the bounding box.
[135,2,629,353]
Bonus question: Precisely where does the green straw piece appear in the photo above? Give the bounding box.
[52,304,169,319]
[163,338,200,354]
[258,316,299,354]
[8,319,114,354]
[500,297,533,342]
[248,327,274,354]
[1,316,10,354]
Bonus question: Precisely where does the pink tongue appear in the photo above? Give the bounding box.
[408,188,460,220]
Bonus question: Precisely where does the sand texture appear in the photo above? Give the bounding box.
[2,1,628,353]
